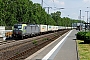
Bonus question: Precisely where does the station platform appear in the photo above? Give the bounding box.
[25,29,79,60]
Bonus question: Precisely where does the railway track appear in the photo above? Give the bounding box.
[0,40,16,45]
[0,30,69,60]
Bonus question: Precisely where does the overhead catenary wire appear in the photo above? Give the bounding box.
[52,0,56,8]
[42,0,90,20]
[43,1,52,14]
[62,0,90,20]
[41,0,90,10]
[43,0,57,13]
[43,0,61,10]
[43,1,50,7]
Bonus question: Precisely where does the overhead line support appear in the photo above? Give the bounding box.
[44,7,52,14]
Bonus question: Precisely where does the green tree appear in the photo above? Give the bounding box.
[51,11,61,25]
[0,0,85,26]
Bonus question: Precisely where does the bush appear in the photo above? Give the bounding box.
[84,32,90,40]
[76,32,87,40]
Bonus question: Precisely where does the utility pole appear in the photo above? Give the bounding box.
[85,11,89,30]
[80,10,82,30]
[85,11,89,23]
[44,7,52,14]
[80,10,81,20]
[44,7,52,25]
[82,16,84,21]
[41,0,43,7]
[82,16,85,24]
[89,17,90,23]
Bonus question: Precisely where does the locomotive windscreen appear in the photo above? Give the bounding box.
[14,25,22,29]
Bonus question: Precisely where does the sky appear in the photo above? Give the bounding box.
[31,0,90,22]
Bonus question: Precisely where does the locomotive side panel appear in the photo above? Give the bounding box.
[26,25,40,35]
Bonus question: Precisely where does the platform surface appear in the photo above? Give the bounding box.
[25,29,79,60]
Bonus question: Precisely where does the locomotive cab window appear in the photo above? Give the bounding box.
[14,25,22,29]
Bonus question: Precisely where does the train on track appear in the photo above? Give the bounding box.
[7,24,72,39]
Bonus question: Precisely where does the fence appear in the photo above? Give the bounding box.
[0,26,5,37]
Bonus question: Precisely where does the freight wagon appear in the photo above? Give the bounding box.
[47,25,53,32]
[12,23,71,39]
[58,26,66,30]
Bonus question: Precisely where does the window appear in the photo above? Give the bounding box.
[14,25,22,29]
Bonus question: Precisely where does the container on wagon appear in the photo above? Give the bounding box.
[48,25,53,31]
[39,25,47,32]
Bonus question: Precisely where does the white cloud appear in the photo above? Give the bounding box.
[49,0,65,6]
[55,0,65,6]
[83,0,90,2]
[60,1,65,6]
[73,13,77,15]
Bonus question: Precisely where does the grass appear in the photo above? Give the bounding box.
[32,40,37,45]
[77,40,90,60]
[43,38,48,41]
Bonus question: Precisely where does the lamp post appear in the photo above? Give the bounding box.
[54,7,65,10]
[57,8,65,10]
[54,7,65,26]
[57,8,64,26]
